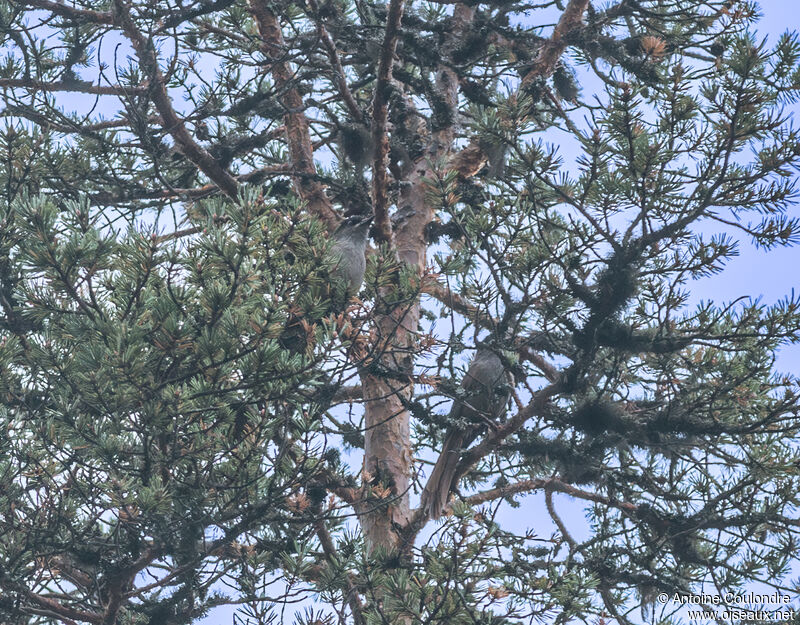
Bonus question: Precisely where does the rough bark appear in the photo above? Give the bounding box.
[370,0,406,243]
[359,3,474,556]
[249,0,340,230]
[521,0,590,84]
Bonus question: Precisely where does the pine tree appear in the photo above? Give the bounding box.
[1,0,800,624]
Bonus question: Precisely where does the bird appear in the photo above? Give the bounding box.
[328,213,372,310]
[421,343,514,519]
[279,213,372,355]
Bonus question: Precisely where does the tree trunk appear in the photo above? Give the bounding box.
[359,1,473,557]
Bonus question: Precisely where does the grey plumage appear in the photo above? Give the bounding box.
[329,214,371,304]
[279,214,371,355]
[422,345,514,519]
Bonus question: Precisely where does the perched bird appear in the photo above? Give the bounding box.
[279,213,372,355]
[328,213,372,309]
[447,136,509,180]
[421,344,514,519]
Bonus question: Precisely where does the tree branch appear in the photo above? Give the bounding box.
[249,0,339,231]
[439,1,589,186]
[462,477,638,515]
[521,0,590,85]
[422,278,559,381]
[0,579,103,624]
[331,384,363,404]
[402,382,561,541]
[113,0,239,199]
[453,381,562,491]
[421,277,490,325]
[370,0,406,243]
[545,489,577,547]
[0,77,145,96]
[16,0,116,25]
[306,0,363,121]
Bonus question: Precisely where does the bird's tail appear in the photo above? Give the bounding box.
[421,431,464,520]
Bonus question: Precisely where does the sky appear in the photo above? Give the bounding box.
[688,0,800,372]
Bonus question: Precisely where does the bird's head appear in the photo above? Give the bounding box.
[334,213,373,242]
[476,333,517,361]
[475,337,521,382]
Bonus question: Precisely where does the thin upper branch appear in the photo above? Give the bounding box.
[422,278,559,381]
[112,0,240,199]
[463,477,638,516]
[305,0,363,120]
[422,277,490,325]
[15,0,116,24]
[0,77,145,96]
[331,384,364,404]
